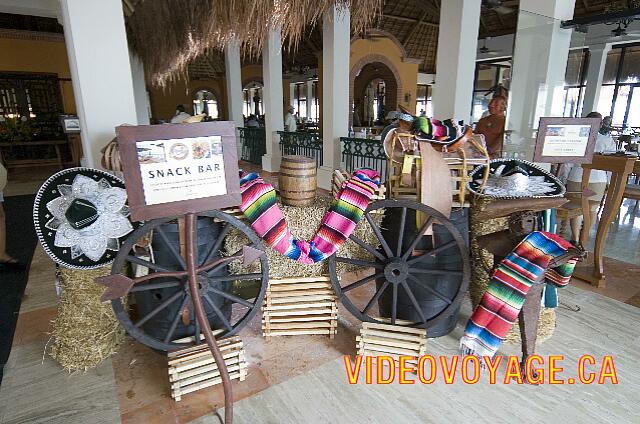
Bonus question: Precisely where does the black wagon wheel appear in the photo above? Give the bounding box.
[329,199,470,330]
[110,210,268,352]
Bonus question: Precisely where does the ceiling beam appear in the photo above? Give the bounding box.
[385,14,439,28]
[402,10,431,45]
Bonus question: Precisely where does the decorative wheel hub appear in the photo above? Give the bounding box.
[384,259,409,284]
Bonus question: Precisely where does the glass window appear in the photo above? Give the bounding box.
[620,46,640,84]
[475,65,497,91]
[565,50,587,86]
[612,85,631,125]
[596,85,616,117]
[192,89,218,118]
[602,49,621,84]
[626,87,640,127]
[415,84,431,116]
[562,87,583,117]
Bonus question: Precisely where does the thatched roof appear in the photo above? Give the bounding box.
[126,0,382,87]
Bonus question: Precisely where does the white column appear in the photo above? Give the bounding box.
[224,38,244,156]
[261,27,284,172]
[60,0,137,168]
[129,52,150,125]
[582,44,612,116]
[505,0,576,159]
[432,0,481,122]
[318,5,350,190]
[306,80,314,120]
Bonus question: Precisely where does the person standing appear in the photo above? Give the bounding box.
[170,104,191,123]
[561,112,617,243]
[474,95,507,158]
[284,106,297,132]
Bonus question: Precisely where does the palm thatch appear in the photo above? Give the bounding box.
[126,0,382,87]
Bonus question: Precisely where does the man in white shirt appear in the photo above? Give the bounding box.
[170,105,191,124]
[284,106,297,132]
[561,112,617,242]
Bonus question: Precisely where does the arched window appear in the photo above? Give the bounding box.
[243,82,263,117]
[192,89,218,119]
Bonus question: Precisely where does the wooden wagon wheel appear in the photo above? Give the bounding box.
[329,199,470,330]
[110,210,268,352]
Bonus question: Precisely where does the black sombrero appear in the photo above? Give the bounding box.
[33,167,135,269]
[467,159,565,199]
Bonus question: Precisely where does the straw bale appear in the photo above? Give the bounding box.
[47,266,126,372]
[225,196,380,278]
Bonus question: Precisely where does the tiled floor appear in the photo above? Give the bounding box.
[1,162,639,423]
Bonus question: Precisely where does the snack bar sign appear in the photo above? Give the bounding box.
[136,136,227,205]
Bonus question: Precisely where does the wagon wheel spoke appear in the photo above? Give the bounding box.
[349,234,386,261]
[154,226,187,270]
[391,284,398,325]
[407,274,452,305]
[203,292,234,332]
[207,286,254,308]
[396,207,407,256]
[206,273,263,284]
[362,280,389,315]
[130,279,183,293]
[126,255,172,273]
[365,212,394,258]
[201,222,232,266]
[399,281,428,325]
[193,311,201,345]
[163,295,189,344]
[401,216,434,260]
[204,248,243,276]
[134,290,183,328]
[335,256,383,269]
[342,271,384,293]
[407,240,458,266]
[408,268,463,276]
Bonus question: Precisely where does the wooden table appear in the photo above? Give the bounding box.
[574,154,637,287]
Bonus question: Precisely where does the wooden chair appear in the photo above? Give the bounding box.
[623,183,640,209]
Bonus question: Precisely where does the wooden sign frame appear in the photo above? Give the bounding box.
[533,117,601,164]
[116,121,241,221]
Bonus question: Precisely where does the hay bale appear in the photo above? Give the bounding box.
[225,196,380,278]
[469,195,556,344]
[48,266,126,372]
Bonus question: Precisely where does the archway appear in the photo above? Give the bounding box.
[242,81,264,117]
[350,54,402,127]
[192,89,219,119]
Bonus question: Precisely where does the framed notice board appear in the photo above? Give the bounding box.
[116,121,241,221]
[533,117,601,164]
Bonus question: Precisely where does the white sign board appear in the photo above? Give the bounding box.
[136,136,227,205]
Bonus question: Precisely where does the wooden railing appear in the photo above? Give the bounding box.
[277,131,322,168]
[238,127,266,165]
[340,137,388,181]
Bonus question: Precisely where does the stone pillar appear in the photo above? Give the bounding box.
[582,44,612,116]
[306,80,314,120]
[225,38,244,156]
[432,0,481,122]
[261,27,284,172]
[318,5,350,190]
[129,52,150,125]
[60,0,138,168]
[505,0,576,159]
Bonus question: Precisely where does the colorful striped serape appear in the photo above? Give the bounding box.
[239,169,380,264]
[460,231,578,359]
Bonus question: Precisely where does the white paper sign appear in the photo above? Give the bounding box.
[136,136,227,205]
[541,124,591,157]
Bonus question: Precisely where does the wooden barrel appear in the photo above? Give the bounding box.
[278,155,317,206]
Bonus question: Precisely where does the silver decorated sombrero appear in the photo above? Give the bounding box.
[467,159,565,199]
[33,167,136,269]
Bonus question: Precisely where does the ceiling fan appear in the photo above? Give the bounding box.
[482,0,516,15]
[478,37,499,55]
